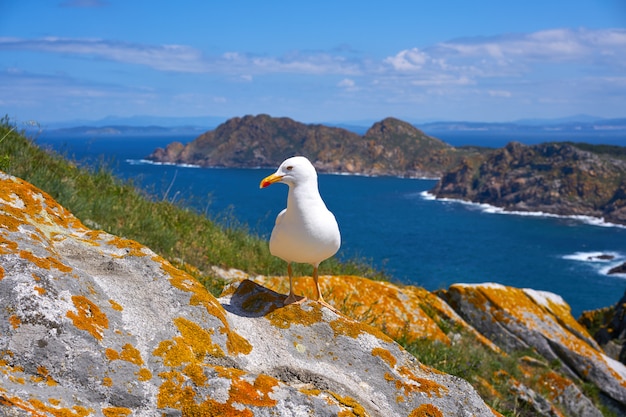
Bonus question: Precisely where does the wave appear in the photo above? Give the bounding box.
[126,159,201,168]
[561,251,626,277]
[420,191,626,229]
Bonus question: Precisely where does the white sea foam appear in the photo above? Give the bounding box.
[561,251,626,277]
[126,159,201,168]
[420,192,626,229]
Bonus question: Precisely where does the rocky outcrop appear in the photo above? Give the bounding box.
[580,290,626,365]
[0,172,496,416]
[215,268,626,416]
[146,114,470,178]
[440,283,626,411]
[431,141,626,225]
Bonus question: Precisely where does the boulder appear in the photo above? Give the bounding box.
[440,283,626,407]
[0,172,496,416]
[608,262,626,275]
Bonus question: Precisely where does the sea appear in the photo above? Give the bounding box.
[35,129,626,317]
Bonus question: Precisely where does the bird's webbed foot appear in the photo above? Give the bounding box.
[284,293,306,306]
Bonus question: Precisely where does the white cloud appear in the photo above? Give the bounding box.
[338,78,355,88]
[384,48,429,71]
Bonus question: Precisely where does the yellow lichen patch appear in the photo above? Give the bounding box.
[66,295,109,340]
[108,299,123,311]
[105,348,120,361]
[156,367,278,417]
[254,275,449,345]
[106,235,148,258]
[137,368,152,382]
[183,363,207,386]
[0,264,4,279]
[371,347,397,368]
[160,260,251,356]
[102,407,132,417]
[408,403,443,417]
[8,314,21,329]
[326,391,367,417]
[119,343,144,366]
[34,286,46,295]
[102,377,113,387]
[384,365,447,401]
[153,316,224,368]
[265,302,324,329]
[18,250,73,273]
[537,370,574,400]
[329,315,393,343]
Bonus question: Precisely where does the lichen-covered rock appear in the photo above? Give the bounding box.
[0,172,497,416]
[245,272,501,352]
[441,283,626,408]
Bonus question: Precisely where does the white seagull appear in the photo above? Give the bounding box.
[260,156,341,308]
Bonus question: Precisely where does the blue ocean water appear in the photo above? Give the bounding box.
[36,131,626,316]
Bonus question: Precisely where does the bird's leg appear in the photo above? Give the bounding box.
[313,266,338,313]
[284,263,305,305]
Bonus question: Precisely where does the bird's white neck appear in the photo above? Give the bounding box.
[286,180,326,213]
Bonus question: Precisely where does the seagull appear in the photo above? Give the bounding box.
[260,156,341,309]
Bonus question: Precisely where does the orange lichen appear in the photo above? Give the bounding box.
[105,348,120,361]
[326,391,367,417]
[266,302,324,329]
[153,317,224,368]
[102,377,113,387]
[102,407,132,417]
[106,236,147,258]
[252,275,451,345]
[156,368,278,416]
[0,265,4,279]
[8,315,21,329]
[18,250,73,273]
[160,260,251,356]
[0,395,94,417]
[119,343,144,366]
[329,315,393,343]
[137,368,152,382]
[66,295,109,340]
[372,347,397,368]
[409,403,443,417]
[108,300,123,311]
[34,286,46,295]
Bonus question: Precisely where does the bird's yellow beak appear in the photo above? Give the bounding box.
[260,173,283,189]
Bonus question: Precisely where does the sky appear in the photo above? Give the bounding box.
[1,0,625,125]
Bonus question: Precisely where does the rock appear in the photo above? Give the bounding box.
[431,141,626,225]
[583,289,626,365]
[0,172,497,416]
[608,262,626,275]
[440,283,626,409]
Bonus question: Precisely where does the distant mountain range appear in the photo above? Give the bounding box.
[37,114,626,136]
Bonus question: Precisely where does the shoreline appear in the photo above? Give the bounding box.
[419,190,626,230]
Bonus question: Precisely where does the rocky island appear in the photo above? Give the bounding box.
[431,141,626,225]
[148,114,626,225]
[146,114,475,178]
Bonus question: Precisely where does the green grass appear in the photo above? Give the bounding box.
[0,117,387,295]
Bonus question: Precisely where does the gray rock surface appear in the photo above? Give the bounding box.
[0,172,496,416]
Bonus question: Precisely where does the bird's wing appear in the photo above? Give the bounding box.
[274,208,287,227]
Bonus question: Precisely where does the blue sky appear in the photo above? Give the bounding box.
[1,0,625,125]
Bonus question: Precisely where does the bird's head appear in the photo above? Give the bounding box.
[260,156,317,189]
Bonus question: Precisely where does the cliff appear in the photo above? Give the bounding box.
[431,141,626,225]
[147,114,469,178]
[2,172,625,416]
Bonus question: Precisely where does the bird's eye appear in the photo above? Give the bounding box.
[286,166,293,171]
